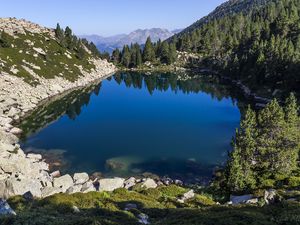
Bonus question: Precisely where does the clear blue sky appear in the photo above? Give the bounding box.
[1,0,226,36]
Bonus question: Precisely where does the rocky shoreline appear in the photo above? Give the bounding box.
[0,57,121,199]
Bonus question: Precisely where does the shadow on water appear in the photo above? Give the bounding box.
[18,72,249,182]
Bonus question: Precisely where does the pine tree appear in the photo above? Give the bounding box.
[257,99,294,179]
[121,45,131,68]
[143,37,155,62]
[169,42,177,64]
[160,42,170,64]
[112,49,121,64]
[55,23,64,42]
[227,106,257,192]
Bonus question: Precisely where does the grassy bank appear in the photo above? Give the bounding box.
[1,185,300,225]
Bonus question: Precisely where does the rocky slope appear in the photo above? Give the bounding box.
[0,18,118,199]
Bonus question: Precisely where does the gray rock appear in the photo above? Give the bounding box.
[5,177,42,198]
[27,153,42,161]
[66,184,83,194]
[246,198,259,204]
[230,194,254,205]
[10,127,23,135]
[41,186,62,198]
[98,178,125,192]
[73,172,89,185]
[141,178,157,189]
[264,189,277,204]
[124,177,136,189]
[138,213,150,224]
[81,181,96,193]
[177,190,195,203]
[125,203,138,211]
[72,205,80,213]
[0,199,16,216]
[53,174,74,192]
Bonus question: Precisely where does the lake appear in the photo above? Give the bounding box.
[20,72,241,183]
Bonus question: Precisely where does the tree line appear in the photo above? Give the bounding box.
[54,23,108,60]
[111,37,177,68]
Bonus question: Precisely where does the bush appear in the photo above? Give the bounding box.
[287,176,300,188]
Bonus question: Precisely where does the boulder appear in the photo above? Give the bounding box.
[124,203,138,211]
[98,178,125,192]
[0,199,16,216]
[53,174,74,192]
[230,194,254,205]
[124,177,136,189]
[73,172,89,185]
[138,213,150,224]
[66,185,83,194]
[264,189,277,204]
[141,178,157,189]
[81,181,96,193]
[27,153,42,161]
[177,190,195,203]
[41,186,62,198]
[246,198,259,204]
[5,177,42,198]
[10,127,23,135]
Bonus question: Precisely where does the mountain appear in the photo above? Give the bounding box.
[81,28,180,53]
[170,0,300,98]
[174,0,271,38]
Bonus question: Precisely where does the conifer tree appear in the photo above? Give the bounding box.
[121,45,131,68]
[143,37,155,62]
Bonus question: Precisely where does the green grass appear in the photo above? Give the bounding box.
[0,31,96,84]
[1,185,300,225]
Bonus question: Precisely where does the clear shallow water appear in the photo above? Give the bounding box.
[20,72,241,182]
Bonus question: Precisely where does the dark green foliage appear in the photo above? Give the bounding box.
[172,0,300,94]
[143,36,156,62]
[121,45,131,67]
[0,31,11,48]
[112,38,177,68]
[226,93,300,192]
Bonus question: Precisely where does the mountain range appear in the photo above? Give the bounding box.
[80,28,182,53]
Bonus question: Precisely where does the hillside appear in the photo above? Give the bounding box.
[175,0,271,37]
[0,18,113,84]
[170,0,300,99]
[0,17,115,132]
[81,28,180,53]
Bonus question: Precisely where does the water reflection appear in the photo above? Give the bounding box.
[19,72,245,183]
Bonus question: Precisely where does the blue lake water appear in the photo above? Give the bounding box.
[20,72,241,182]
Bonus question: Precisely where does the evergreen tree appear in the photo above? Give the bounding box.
[55,23,64,42]
[227,106,257,192]
[143,37,155,62]
[112,48,121,64]
[121,45,131,67]
[160,42,170,64]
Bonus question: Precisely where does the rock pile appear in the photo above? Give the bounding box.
[0,17,54,37]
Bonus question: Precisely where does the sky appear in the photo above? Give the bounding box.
[1,0,226,36]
